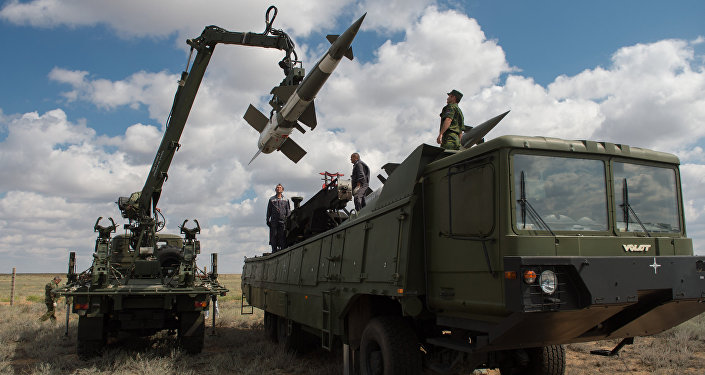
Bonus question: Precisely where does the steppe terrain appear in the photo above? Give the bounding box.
[2,273,703,374]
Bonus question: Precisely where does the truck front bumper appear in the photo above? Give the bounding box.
[492,256,705,349]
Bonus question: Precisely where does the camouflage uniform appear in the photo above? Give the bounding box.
[440,102,465,150]
[39,278,59,322]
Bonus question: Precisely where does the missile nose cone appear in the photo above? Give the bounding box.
[329,13,366,59]
[461,110,511,148]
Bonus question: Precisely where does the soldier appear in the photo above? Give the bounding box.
[436,89,465,150]
[350,153,370,211]
[39,276,61,322]
[266,183,291,252]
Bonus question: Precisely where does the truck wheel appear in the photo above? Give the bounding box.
[526,345,565,375]
[156,246,183,277]
[264,312,278,342]
[76,316,106,360]
[360,316,422,375]
[276,316,316,354]
[499,345,565,375]
[178,311,205,354]
[77,339,104,360]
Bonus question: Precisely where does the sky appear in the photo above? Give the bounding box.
[1,0,704,274]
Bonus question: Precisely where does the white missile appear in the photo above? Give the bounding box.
[244,14,366,164]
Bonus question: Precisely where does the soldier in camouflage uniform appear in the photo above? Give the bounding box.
[39,276,61,322]
[436,89,465,150]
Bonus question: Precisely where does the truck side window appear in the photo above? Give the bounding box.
[447,163,494,236]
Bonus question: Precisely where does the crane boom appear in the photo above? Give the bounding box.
[117,6,298,250]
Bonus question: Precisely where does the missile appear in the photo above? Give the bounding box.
[461,110,510,148]
[244,13,366,164]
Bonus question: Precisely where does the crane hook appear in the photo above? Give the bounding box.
[264,5,278,35]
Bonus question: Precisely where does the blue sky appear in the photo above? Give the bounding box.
[468,1,705,84]
[2,1,704,137]
[1,0,704,272]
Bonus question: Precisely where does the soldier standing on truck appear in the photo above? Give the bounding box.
[436,89,465,150]
[266,183,291,252]
[350,152,370,211]
[39,276,61,322]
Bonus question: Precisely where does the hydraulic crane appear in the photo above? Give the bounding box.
[57,6,306,358]
[117,6,302,252]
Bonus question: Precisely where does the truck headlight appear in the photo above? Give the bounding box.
[539,270,557,295]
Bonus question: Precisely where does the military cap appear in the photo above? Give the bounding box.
[447,89,463,102]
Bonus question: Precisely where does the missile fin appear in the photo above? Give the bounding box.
[298,100,317,130]
[343,47,354,60]
[271,85,297,102]
[243,104,268,133]
[295,123,306,134]
[326,34,353,60]
[381,163,400,176]
[278,138,307,163]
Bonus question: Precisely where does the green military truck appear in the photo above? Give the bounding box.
[59,221,227,358]
[242,130,705,374]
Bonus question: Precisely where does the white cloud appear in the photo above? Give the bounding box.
[2,3,705,272]
[0,191,115,270]
[0,0,353,38]
[547,40,705,152]
[354,0,435,33]
[0,109,145,201]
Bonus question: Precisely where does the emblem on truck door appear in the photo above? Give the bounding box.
[623,244,651,252]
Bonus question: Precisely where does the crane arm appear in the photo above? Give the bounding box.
[117,6,297,249]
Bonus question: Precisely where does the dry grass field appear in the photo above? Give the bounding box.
[2,273,704,374]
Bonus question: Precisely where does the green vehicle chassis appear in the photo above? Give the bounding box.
[59,232,227,358]
[243,135,705,374]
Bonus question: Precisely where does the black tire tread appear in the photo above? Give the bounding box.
[77,339,103,360]
[360,316,422,375]
[264,312,278,342]
[76,316,106,359]
[276,316,316,354]
[527,345,565,375]
[178,312,205,354]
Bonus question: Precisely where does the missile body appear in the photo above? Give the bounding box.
[245,14,366,164]
[461,110,510,148]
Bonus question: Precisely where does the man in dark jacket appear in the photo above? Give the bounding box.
[266,184,291,252]
[350,153,370,211]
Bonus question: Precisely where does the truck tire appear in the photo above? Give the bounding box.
[526,345,565,375]
[360,316,422,375]
[276,316,316,354]
[178,311,205,354]
[156,246,183,277]
[77,339,104,360]
[499,345,565,375]
[76,316,106,360]
[264,312,278,342]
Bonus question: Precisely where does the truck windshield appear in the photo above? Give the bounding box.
[614,162,680,233]
[513,154,607,232]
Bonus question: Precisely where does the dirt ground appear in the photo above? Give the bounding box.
[5,308,704,375]
[3,274,705,374]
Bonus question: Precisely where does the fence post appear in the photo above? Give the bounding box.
[10,267,16,306]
